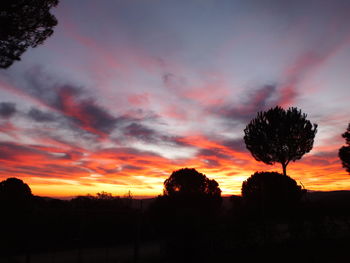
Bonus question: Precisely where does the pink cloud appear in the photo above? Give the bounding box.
[127,93,150,106]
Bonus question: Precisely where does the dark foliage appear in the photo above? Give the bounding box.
[241,171,305,220]
[0,178,33,256]
[244,106,317,176]
[148,168,222,260]
[160,168,222,225]
[164,167,221,198]
[0,0,58,68]
[83,191,134,212]
[68,192,138,245]
[0,176,349,262]
[0,177,32,211]
[152,168,222,226]
[0,179,138,257]
[339,123,350,173]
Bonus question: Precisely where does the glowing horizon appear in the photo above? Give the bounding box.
[1,0,350,198]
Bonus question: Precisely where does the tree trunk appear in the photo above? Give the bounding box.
[282,163,287,176]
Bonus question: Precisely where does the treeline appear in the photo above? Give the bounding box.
[0,179,140,255]
[1,172,350,262]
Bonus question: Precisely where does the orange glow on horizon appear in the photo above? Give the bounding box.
[26,163,350,199]
[0,132,349,199]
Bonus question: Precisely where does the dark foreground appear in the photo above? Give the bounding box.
[2,237,350,263]
[1,191,350,263]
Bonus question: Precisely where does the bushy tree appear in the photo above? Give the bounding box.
[160,168,222,218]
[0,177,32,210]
[244,106,317,176]
[0,178,33,253]
[0,0,58,68]
[241,171,304,219]
[149,168,222,259]
[164,168,221,198]
[339,123,350,173]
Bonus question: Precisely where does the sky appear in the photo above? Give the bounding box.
[0,0,350,198]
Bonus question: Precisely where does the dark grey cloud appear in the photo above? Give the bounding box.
[212,84,277,123]
[27,107,59,122]
[222,138,247,153]
[1,68,193,157]
[123,122,159,142]
[73,99,117,134]
[122,164,143,171]
[202,158,220,168]
[0,102,16,118]
[197,148,231,160]
[60,150,84,161]
[122,122,190,148]
[97,147,161,159]
[0,142,53,161]
[21,67,75,109]
[13,68,176,145]
[44,85,119,137]
[6,68,120,137]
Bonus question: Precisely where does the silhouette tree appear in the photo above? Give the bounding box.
[241,171,304,219]
[244,106,317,176]
[149,168,222,260]
[158,168,222,225]
[153,168,222,225]
[0,0,58,68]
[339,123,350,173]
[164,168,221,198]
[0,177,32,210]
[0,178,33,257]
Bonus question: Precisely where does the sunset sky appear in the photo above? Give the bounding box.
[0,0,350,198]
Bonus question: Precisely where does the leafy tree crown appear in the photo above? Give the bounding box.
[242,171,303,201]
[163,168,221,197]
[241,171,305,218]
[0,0,58,68]
[244,106,317,175]
[0,177,32,199]
[0,177,32,211]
